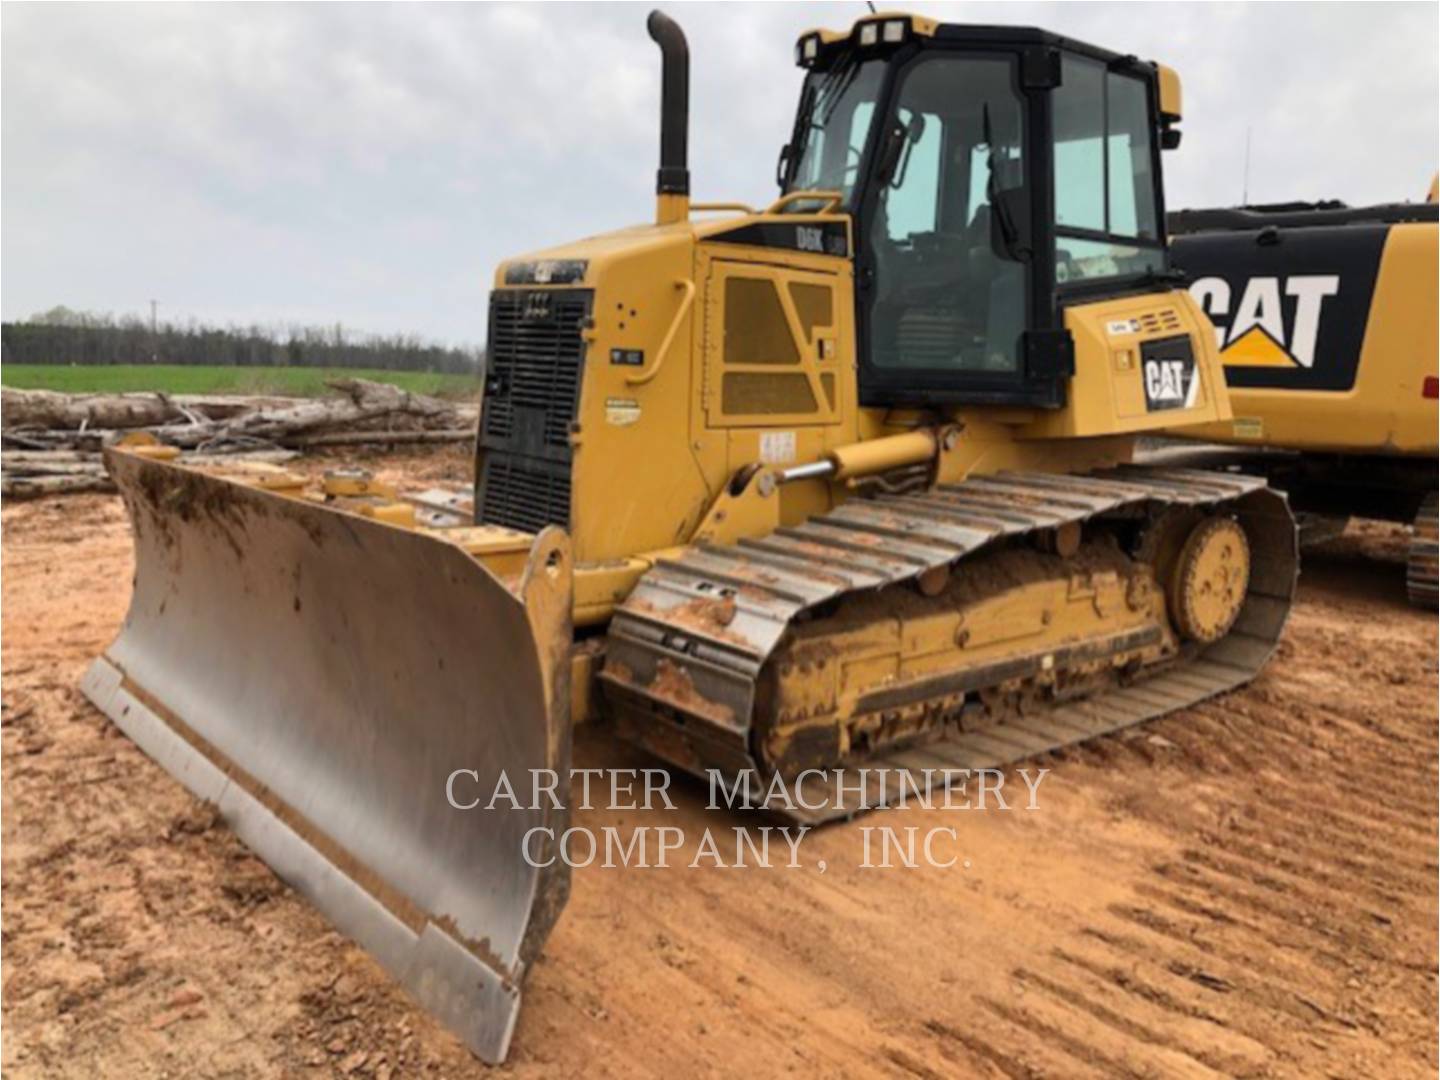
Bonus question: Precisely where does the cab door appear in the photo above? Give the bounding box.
[855,49,1035,406]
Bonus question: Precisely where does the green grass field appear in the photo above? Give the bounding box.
[0,364,480,398]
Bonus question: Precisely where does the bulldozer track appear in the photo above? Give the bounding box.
[1407,492,1438,608]
[602,466,1298,822]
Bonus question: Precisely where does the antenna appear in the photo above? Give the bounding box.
[1241,126,1252,207]
[866,1,877,12]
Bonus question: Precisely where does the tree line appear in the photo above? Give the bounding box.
[1,307,483,374]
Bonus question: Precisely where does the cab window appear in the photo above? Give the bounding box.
[1052,54,1165,284]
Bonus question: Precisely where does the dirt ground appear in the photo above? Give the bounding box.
[2,451,1436,1078]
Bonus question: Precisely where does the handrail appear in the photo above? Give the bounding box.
[690,201,757,214]
[764,189,845,216]
[626,278,695,387]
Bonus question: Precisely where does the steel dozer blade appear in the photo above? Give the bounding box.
[80,448,572,1065]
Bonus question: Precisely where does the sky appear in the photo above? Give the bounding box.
[3,1,1436,348]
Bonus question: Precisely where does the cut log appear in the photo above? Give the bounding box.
[285,429,475,448]
[1,449,301,498]
[2,449,298,470]
[2,474,116,499]
[216,379,470,441]
[2,461,109,478]
[1,450,96,465]
[1,387,298,431]
[180,450,301,467]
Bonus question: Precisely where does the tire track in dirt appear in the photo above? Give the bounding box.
[1007,526,1437,1078]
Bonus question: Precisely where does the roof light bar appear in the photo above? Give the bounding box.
[795,15,912,67]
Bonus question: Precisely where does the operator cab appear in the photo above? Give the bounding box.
[782,14,1180,408]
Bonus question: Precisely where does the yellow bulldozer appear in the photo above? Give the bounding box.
[81,11,1299,1063]
[1166,184,1438,605]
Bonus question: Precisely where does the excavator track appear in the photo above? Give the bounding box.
[1407,492,1438,609]
[600,467,1297,823]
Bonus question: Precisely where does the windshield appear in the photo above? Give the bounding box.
[785,55,887,203]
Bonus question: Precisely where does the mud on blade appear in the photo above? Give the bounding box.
[81,449,571,1064]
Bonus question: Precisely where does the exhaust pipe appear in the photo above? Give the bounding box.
[647,10,689,224]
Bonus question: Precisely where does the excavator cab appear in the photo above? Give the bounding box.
[782,15,1179,408]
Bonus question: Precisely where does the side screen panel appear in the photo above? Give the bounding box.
[1171,224,1386,391]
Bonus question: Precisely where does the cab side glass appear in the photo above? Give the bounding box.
[1053,54,1166,284]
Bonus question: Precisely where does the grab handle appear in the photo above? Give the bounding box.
[626,278,695,386]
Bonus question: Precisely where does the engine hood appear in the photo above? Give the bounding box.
[494,209,853,288]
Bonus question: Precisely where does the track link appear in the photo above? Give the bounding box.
[1407,492,1438,609]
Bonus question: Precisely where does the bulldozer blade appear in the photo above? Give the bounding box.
[80,449,572,1064]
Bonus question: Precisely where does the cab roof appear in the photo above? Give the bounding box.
[797,11,1148,75]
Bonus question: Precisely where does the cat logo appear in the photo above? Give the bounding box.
[1140,337,1199,412]
[1144,357,1198,411]
[1188,274,1339,369]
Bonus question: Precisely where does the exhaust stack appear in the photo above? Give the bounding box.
[647,10,690,224]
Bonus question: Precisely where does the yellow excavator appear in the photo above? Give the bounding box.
[82,11,1298,1064]
[1166,182,1438,605]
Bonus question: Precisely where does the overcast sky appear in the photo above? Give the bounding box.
[3,2,1436,346]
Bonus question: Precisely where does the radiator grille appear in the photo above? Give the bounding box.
[482,289,592,450]
[477,455,572,536]
[476,288,591,532]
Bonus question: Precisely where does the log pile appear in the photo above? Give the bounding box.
[1,379,479,499]
[1,448,303,499]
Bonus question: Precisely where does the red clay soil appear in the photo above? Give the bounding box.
[2,468,1435,1078]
